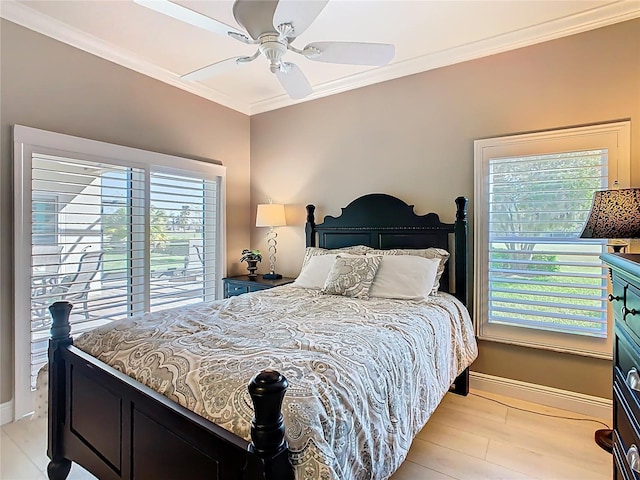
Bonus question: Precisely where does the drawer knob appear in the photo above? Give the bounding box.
[627,444,640,473]
[608,293,622,302]
[622,306,639,317]
[627,367,640,392]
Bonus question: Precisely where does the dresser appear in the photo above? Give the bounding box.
[604,253,640,479]
[223,275,295,298]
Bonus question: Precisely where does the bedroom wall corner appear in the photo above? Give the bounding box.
[249,18,640,399]
[0,19,251,406]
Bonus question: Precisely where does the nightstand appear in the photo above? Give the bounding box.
[603,253,640,476]
[223,275,295,298]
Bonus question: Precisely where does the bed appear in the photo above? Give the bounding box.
[45,193,477,480]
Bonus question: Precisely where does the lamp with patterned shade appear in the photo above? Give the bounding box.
[580,187,640,453]
[580,188,640,253]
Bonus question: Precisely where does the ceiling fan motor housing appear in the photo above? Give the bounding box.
[258,34,288,72]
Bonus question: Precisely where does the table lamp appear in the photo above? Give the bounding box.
[580,188,640,252]
[580,187,640,453]
[256,202,286,279]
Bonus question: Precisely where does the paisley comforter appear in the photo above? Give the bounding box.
[74,285,478,480]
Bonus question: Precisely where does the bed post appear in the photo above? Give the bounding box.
[452,197,470,396]
[453,196,469,307]
[305,204,316,247]
[47,301,73,480]
[248,370,294,480]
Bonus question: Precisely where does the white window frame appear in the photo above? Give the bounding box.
[474,121,630,359]
[13,125,227,419]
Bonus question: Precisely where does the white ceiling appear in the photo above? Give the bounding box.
[2,0,639,115]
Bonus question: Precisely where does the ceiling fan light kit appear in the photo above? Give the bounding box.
[134,0,395,99]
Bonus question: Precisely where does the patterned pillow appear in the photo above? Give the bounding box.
[301,245,373,268]
[321,254,381,299]
[367,248,449,294]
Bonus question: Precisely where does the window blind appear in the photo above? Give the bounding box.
[487,150,608,337]
[29,154,220,388]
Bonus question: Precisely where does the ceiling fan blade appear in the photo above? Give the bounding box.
[181,56,251,82]
[232,0,278,40]
[273,0,328,39]
[134,0,245,38]
[305,42,395,66]
[275,63,312,99]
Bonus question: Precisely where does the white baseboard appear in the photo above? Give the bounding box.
[470,371,612,421]
[1,400,14,425]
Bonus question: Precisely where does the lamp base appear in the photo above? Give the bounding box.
[607,241,628,253]
[594,428,613,453]
[262,273,282,280]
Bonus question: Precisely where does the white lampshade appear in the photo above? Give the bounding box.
[256,204,286,227]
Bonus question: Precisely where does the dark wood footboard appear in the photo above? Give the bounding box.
[47,301,294,480]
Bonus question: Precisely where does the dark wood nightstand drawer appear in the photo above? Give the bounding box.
[614,434,636,480]
[614,383,640,479]
[615,328,640,415]
[625,280,640,331]
[223,275,295,298]
[225,282,250,297]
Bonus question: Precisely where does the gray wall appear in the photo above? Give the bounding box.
[250,19,640,399]
[0,20,251,405]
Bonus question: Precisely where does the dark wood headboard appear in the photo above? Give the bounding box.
[304,194,469,306]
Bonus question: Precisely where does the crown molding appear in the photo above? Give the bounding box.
[0,0,252,115]
[2,0,639,116]
[250,0,640,114]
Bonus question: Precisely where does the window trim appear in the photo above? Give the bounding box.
[474,121,631,359]
[13,125,227,419]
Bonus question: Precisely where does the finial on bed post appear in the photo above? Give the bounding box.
[47,301,73,480]
[454,197,469,308]
[248,370,294,479]
[455,196,467,223]
[305,204,316,247]
[50,301,73,342]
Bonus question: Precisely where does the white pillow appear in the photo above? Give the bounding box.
[367,248,449,294]
[368,255,440,300]
[293,254,338,289]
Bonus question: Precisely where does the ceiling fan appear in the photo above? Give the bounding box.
[134,0,395,99]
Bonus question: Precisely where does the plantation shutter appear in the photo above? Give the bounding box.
[30,154,147,386]
[148,171,218,311]
[29,155,220,388]
[487,150,609,337]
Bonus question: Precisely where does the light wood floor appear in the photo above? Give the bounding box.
[1,389,612,479]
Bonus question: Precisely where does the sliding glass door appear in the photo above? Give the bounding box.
[14,125,226,418]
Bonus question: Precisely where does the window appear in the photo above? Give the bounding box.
[14,125,226,418]
[474,122,630,358]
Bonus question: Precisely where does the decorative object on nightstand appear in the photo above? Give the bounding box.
[240,249,262,278]
[579,187,640,455]
[223,275,296,298]
[581,187,640,253]
[256,201,287,280]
